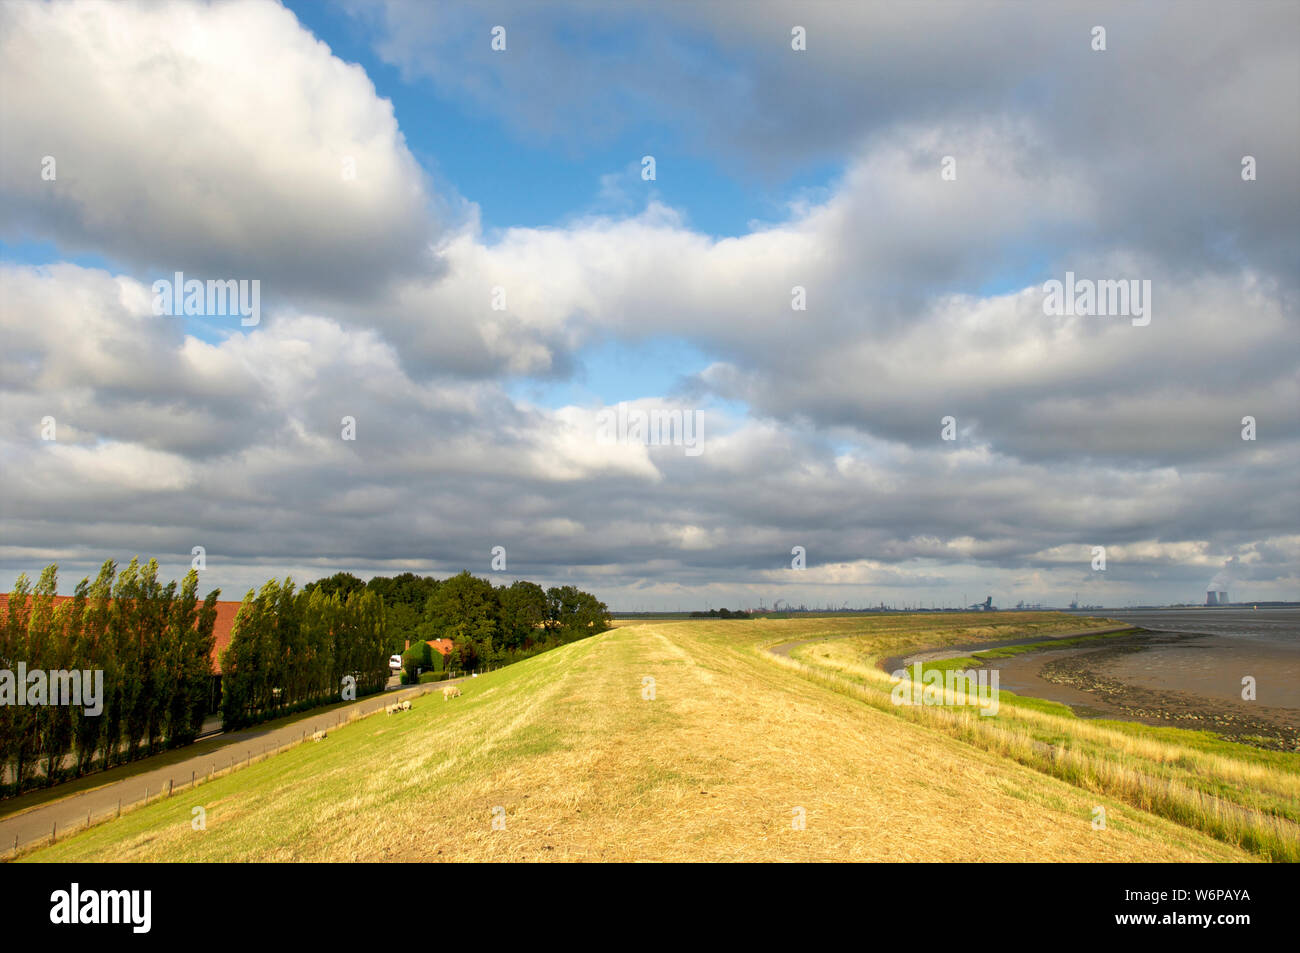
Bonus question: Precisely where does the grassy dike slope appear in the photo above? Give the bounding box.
[24,618,1255,862]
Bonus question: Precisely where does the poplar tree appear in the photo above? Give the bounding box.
[0,575,32,788]
[77,561,114,775]
[41,582,82,783]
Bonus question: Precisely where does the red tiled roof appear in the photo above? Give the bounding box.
[0,592,242,674]
[209,601,240,673]
[426,638,454,656]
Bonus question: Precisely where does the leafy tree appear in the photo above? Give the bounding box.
[451,637,481,673]
[41,585,81,783]
[304,572,365,600]
[77,561,115,774]
[72,563,114,775]
[105,558,147,767]
[16,568,58,787]
[498,580,548,650]
[368,574,440,653]
[220,579,388,729]
[546,586,612,637]
[0,575,32,787]
[168,576,217,746]
[0,560,220,791]
[401,640,432,684]
[421,571,498,644]
[1,560,614,792]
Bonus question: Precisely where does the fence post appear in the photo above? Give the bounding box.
[117,798,121,818]
[168,779,173,796]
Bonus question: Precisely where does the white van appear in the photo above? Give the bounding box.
[389,654,403,672]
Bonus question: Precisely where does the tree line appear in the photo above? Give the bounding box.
[305,570,612,679]
[0,559,217,794]
[3,561,612,796]
[218,578,388,729]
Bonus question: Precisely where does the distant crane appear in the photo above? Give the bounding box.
[967,596,994,611]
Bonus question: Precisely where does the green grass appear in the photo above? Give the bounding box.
[776,614,1299,859]
[18,614,1289,862]
[967,630,1136,659]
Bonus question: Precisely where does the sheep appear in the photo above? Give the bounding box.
[442,685,462,700]
[385,702,400,715]
[400,699,412,711]
[311,730,327,741]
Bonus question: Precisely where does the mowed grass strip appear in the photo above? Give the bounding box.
[24,619,1253,861]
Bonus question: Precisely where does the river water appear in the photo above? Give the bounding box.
[1094,608,1300,648]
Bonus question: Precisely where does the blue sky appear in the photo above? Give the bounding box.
[285,1,841,240]
[3,1,842,406]
[3,0,1045,405]
[3,0,1295,608]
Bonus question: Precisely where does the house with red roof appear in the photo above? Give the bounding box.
[426,638,454,658]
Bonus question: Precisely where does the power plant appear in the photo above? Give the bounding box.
[1206,590,1230,606]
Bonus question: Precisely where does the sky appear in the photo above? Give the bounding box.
[0,0,1297,610]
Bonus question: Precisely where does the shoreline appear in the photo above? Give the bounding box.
[766,623,1136,667]
[873,625,1138,675]
[880,628,1299,752]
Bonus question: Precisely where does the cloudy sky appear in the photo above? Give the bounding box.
[1,0,1297,610]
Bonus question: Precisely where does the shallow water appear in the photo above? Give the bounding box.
[1093,607,1300,648]
[1012,609,1300,712]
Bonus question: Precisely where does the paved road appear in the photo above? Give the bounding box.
[1,674,467,858]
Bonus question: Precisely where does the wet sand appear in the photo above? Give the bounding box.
[1099,636,1300,707]
[987,630,1299,751]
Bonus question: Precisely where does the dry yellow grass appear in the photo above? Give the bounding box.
[25,617,1261,861]
[776,617,1299,859]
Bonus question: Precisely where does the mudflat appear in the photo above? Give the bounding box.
[991,631,1299,751]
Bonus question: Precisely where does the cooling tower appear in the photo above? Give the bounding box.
[1218,591,1229,605]
[1206,591,1218,606]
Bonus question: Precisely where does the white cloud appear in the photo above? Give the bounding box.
[0,0,436,299]
[1,1,1297,608]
